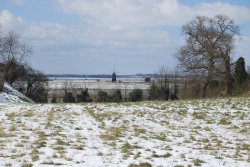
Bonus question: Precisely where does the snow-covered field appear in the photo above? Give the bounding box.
[0,97,249,167]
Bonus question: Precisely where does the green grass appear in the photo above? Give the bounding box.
[133,127,146,136]
[4,163,12,167]
[45,109,55,129]
[219,118,231,125]
[153,132,166,141]
[23,110,34,117]
[9,124,17,131]
[192,159,204,166]
[31,148,39,161]
[100,126,126,141]
[133,152,141,159]
[128,162,152,167]
[121,142,132,154]
[5,112,18,120]
[0,126,15,138]
[152,152,172,158]
[192,112,207,120]
[55,138,69,146]
[21,161,33,167]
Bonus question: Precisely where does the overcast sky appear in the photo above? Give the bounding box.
[0,0,250,74]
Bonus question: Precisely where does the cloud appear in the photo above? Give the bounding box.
[57,0,183,29]
[57,0,250,29]
[235,36,250,66]
[0,10,66,47]
[11,0,25,5]
[0,10,13,28]
[0,10,26,32]
[196,2,250,23]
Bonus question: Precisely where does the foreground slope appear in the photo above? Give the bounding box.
[0,97,249,167]
[0,82,33,103]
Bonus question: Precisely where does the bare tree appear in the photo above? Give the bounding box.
[151,66,179,100]
[157,66,170,100]
[213,15,240,95]
[177,15,239,97]
[24,66,48,102]
[0,31,31,64]
[0,31,32,85]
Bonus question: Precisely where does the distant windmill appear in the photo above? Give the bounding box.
[112,68,118,82]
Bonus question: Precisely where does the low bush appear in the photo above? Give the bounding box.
[63,91,75,103]
[129,89,143,102]
[111,90,122,102]
[76,88,92,102]
[97,91,110,102]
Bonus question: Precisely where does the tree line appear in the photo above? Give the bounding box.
[59,88,143,103]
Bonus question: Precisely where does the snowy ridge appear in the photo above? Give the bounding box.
[0,82,33,103]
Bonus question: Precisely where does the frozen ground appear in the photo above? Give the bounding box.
[0,83,32,103]
[0,97,249,167]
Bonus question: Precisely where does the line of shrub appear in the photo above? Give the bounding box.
[61,88,145,103]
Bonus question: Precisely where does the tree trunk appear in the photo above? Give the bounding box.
[202,56,214,98]
[202,79,209,98]
[224,56,232,95]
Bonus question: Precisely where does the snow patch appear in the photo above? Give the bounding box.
[0,82,33,103]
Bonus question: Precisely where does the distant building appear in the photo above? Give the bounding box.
[112,72,116,82]
[145,77,151,83]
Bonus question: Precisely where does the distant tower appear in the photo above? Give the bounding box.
[112,72,116,82]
